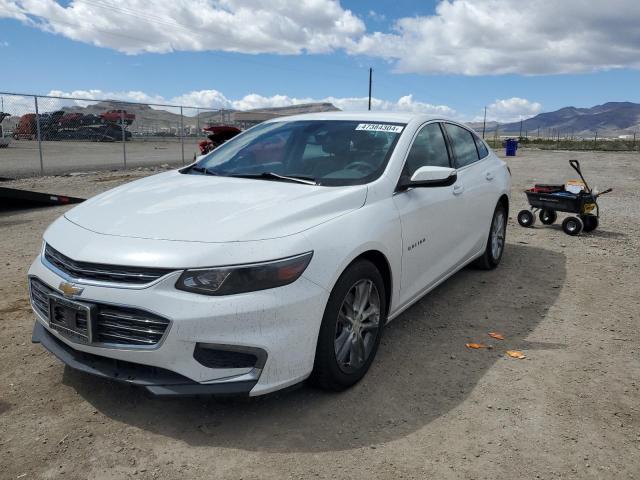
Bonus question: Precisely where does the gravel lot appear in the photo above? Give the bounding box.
[1,149,638,479]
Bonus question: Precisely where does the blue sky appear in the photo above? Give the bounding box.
[2,0,640,121]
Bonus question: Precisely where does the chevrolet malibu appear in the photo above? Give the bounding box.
[29,112,511,397]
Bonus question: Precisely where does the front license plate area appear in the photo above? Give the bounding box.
[48,295,95,344]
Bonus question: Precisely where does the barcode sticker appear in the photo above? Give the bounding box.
[355,123,404,133]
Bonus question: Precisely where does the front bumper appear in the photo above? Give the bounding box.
[28,253,329,396]
[32,321,257,396]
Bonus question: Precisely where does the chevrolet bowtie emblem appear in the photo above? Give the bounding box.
[59,281,84,297]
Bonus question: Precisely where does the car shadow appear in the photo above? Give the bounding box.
[63,243,566,453]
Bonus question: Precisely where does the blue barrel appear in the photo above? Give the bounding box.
[505,138,518,156]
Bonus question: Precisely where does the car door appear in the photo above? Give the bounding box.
[392,122,466,306]
[442,123,488,256]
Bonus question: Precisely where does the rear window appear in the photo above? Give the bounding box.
[444,123,480,168]
[474,134,489,159]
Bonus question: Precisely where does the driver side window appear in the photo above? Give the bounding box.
[402,123,451,178]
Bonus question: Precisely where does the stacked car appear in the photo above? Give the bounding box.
[12,109,134,142]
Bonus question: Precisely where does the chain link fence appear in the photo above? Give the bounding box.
[0,92,229,178]
[484,129,639,152]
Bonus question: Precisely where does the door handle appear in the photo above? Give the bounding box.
[453,184,464,195]
[485,172,494,181]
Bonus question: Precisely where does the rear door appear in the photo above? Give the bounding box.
[393,122,465,305]
[443,123,492,256]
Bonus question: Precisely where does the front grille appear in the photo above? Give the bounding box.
[44,244,174,285]
[95,306,169,346]
[30,276,51,319]
[29,277,170,347]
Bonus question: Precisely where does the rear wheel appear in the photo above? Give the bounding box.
[311,260,386,391]
[517,209,535,228]
[562,216,583,235]
[580,214,598,232]
[539,209,557,225]
[474,203,507,270]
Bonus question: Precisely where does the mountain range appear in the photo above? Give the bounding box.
[490,102,640,137]
[3,99,639,138]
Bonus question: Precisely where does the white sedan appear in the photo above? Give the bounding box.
[28,112,511,396]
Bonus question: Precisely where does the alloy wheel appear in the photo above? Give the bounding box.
[334,279,381,373]
[491,209,506,260]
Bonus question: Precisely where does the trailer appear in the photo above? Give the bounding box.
[0,186,84,209]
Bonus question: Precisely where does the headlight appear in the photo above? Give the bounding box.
[175,252,313,296]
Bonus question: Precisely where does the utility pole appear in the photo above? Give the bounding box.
[482,106,487,139]
[594,131,598,150]
[120,110,127,169]
[633,131,637,151]
[180,106,185,165]
[368,67,373,111]
[519,119,523,139]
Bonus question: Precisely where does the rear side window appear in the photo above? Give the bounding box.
[402,123,450,178]
[474,134,489,159]
[445,123,479,168]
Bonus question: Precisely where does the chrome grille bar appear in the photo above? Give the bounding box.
[44,244,174,285]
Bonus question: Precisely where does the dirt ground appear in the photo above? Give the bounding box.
[1,149,639,479]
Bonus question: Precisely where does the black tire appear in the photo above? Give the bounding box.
[517,209,535,227]
[539,209,557,225]
[581,214,598,232]
[311,259,386,391]
[562,216,583,236]
[474,202,507,270]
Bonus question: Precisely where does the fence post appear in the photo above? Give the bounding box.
[180,106,185,164]
[121,110,127,169]
[34,96,44,176]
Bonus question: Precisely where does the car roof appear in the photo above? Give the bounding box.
[264,111,448,125]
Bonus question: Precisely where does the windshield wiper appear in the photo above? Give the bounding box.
[190,165,220,176]
[230,172,318,185]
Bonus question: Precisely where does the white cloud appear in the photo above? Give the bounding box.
[349,0,640,75]
[368,10,386,22]
[0,41,8,47]
[484,97,542,123]
[0,0,364,55]
[228,92,455,116]
[4,1,640,76]
[0,88,455,118]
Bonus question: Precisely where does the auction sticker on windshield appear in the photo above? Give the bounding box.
[355,123,404,133]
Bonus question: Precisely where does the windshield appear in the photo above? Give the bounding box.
[189,120,405,186]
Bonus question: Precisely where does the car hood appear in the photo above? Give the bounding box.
[64,171,368,242]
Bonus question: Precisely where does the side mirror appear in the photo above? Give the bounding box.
[398,166,457,191]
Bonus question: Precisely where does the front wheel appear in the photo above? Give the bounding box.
[580,214,598,232]
[517,209,535,227]
[562,216,583,235]
[474,202,507,270]
[311,260,386,391]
